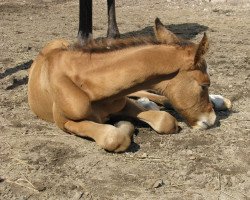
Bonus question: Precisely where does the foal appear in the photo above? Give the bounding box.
[29,19,217,152]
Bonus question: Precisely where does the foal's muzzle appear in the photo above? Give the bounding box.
[192,110,216,129]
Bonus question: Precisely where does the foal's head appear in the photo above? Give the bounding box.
[154,18,216,129]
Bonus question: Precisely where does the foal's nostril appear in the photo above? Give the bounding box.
[202,121,209,128]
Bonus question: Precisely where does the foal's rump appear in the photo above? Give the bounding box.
[28,39,70,122]
[39,39,70,56]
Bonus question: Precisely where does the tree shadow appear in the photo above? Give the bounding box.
[120,23,209,40]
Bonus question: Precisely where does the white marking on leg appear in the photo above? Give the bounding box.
[209,94,225,108]
[209,94,232,110]
[136,97,160,111]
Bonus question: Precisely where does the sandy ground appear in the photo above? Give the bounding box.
[0,0,250,199]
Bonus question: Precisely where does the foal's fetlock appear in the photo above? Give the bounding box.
[115,121,134,137]
[100,122,134,152]
[220,97,232,110]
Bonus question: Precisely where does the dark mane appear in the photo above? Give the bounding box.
[70,36,193,53]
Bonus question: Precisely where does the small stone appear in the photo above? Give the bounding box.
[153,179,164,188]
[247,171,250,176]
[159,142,165,148]
[70,185,78,190]
[85,192,89,196]
[33,182,46,192]
[0,177,5,182]
[72,190,84,200]
[32,165,40,170]
[190,156,196,160]
[141,153,147,159]
[186,150,193,155]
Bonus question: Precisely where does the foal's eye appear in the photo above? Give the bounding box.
[201,85,208,90]
[200,83,210,90]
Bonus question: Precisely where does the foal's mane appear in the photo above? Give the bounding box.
[70,36,192,53]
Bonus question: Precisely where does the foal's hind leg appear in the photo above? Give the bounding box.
[52,77,133,152]
[53,103,134,152]
[116,98,178,134]
[64,120,134,152]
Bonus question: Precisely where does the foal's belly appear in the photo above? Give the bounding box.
[91,97,127,123]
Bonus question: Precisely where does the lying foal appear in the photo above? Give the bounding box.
[28,18,230,152]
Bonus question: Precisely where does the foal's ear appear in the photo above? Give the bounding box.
[194,33,209,66]
[154,18,180,43]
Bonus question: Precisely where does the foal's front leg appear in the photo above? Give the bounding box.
[129,91,232,111]
[209,94,232,111]
[117,98,179,134]
[128,91,169,106]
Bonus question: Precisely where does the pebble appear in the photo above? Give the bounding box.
[153,179,164,188]
[141,153,148,159]
[190,156,196,160]
[159,143,165,148]
[85,192,89,196]
[247,171,250,177]
[72,190,84,200]
[33,182,46,192]
[186,150,193,155]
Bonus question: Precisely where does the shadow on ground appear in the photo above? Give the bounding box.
[0,60,33,80]
[1,60,32,90]
[121,23,208,40]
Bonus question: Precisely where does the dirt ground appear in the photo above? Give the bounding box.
[0,0,249,199]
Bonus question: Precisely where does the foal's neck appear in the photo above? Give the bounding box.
[73,45,190,101]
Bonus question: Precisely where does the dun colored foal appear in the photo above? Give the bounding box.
[28,18,230,152]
